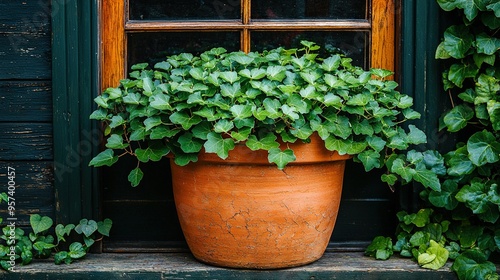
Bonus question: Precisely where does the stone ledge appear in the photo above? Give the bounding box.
[0,252,457,279]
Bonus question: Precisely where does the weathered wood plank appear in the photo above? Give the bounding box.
[0,123,53,160]
[0,81,52,122]
[0,161,54,225]
[0,252,459,279]
[0,33,51,80]
[0,0,51,34]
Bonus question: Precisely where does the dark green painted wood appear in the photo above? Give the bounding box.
[0,33,51,80]
[0,161,54,225]
[51,0,100,224]
[0,1,51,34]
[0,123,52,160]
[399,0,451,212]
[0,1,51,80]
[0,81,52,122]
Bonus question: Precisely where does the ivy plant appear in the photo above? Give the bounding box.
[90,40,438,189]
[0,193,112,271]
[367,1,500,279]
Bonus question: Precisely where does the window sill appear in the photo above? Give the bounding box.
[0,252,458,279]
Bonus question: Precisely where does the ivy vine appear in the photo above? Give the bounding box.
[367,1,500,279]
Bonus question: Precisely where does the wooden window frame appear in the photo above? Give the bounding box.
[101,0,396,90]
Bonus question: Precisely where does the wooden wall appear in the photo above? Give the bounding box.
[0,0,55,225]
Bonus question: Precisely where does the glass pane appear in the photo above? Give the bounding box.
[251,31,368,68]
[127,32,240,67]
[252,0,367,19]
[129,0,241,20]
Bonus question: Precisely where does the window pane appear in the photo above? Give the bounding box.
[129,0,241,20]
[127,32,240,67]
[251,31,368,67]
[252,0,367,19]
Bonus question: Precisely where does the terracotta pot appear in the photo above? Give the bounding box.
[170,134,351,269]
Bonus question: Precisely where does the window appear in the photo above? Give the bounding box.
[100,0,398,251]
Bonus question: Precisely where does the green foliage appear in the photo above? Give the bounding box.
[368,1,500,279]
[90,41,436,188]
[0,194,112,271]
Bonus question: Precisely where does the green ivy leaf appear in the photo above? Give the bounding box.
[487,100,500,131]
[123,92,141,105]
[365,236,393,260]
[88,149,119,167]
[357,150,382,171]
[230,104,253,119]
[391,158,414,182]
[109,115,125,128]
[75,219,98,237]
[322,55,341,72]
[173,153,198,166]
[219,71,238,84]
[149,94,172,110]
[456,181,500,222]
[381,174,397,185]
[418,240,449,270]
[55,224,75,243]
[178,133,203,153]
[204,132,235,159]
[442,25,474,59]
[413,168,441,192]
[487,2,500,17]
[448,63,479,87]
[135,142,170,162]
[105,134,129,149]
[467,130,500,166]
[246,134,280,151]
[443,104,474,132]
[30,214,53,235]
[476,33,500,55]
[476,74,500,104]
[268,148,296,169]
[68,242,86,259]
[128,168,144,187]
[214,119,235,133]
[54,251,71,265]
[220,83,242,98]
[169,111,202,130]
[407,125,427,145]
[89,108,109,120]
[452,250,498,280]
[97,219,113,237]
[429,180,459,210]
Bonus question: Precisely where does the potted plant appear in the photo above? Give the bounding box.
[89,41,434,269]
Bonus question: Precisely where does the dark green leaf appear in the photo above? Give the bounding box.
[476,33,500,55]
[365,236,393,260]
[452,250,498,280]
[128,168,144,187]
[467,130,500,166]
[443,104,474,132]
[97,219,113,237]
[442,25,474,59]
